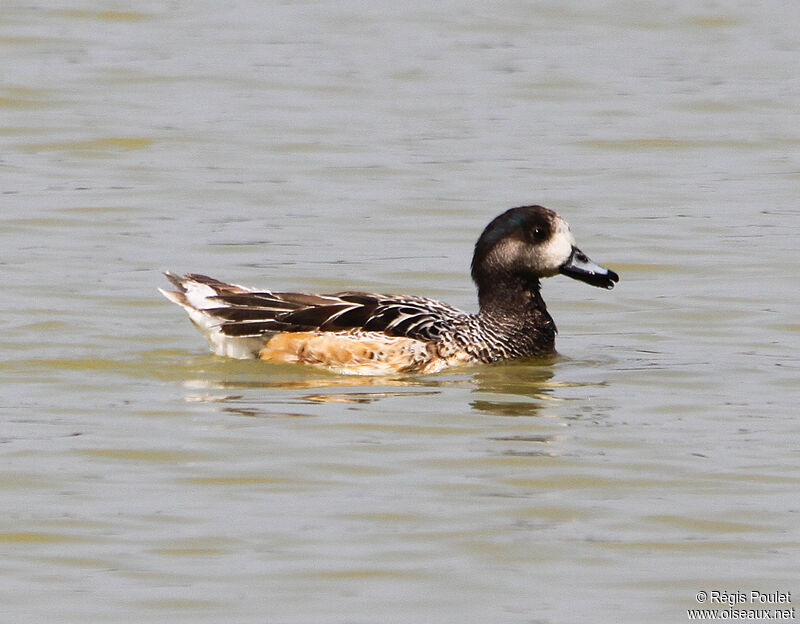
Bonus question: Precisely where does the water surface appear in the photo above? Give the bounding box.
[2,2,799,622]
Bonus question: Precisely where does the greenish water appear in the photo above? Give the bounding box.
[2,2,799,622]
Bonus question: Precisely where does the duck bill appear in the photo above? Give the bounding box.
[559,247,619,289]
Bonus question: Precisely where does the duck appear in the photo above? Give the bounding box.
[159,205,619,375]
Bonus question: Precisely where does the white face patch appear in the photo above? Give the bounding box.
[531,216,575,276]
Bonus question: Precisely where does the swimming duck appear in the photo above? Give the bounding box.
[160,205,618,375]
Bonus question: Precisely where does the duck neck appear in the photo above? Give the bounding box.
[473,271,557,357]
[476,271,547,319]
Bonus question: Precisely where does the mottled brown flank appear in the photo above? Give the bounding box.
[258,331,458,374]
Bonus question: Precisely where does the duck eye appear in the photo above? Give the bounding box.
[532,227,547,241]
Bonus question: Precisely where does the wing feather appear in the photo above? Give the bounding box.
[162,274,468,343]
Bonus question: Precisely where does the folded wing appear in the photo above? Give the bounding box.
[163,273,467,343]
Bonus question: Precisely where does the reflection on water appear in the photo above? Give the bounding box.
[172,352,606,423]
[468,359,559,417]
[300,391,440,404]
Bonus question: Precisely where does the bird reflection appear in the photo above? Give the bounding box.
[178,355,565,419]
[466,358,558,417]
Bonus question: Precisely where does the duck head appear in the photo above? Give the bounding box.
[471,205,619,291]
